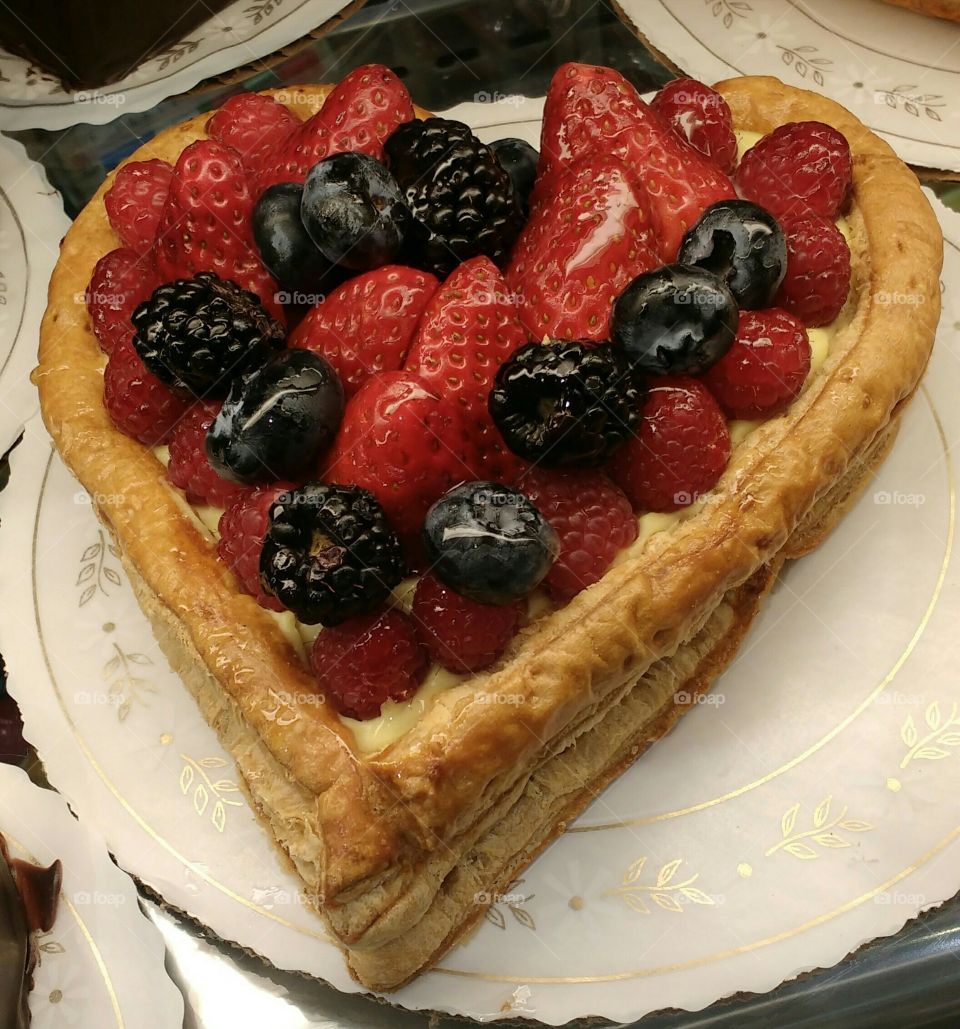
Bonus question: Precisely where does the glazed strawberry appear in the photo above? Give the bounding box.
[206,93,298,180]
[406,256,528,480]
[535,62,735,259]
[507,155,659,341]
[736,121,852,222]
[156,139,283,320]
[702,308,811,420]
[166,400,248,507]
[258,64,413,193]
[86,247,161,355]
[323,372,473,558]
[775,213,851,326]
[411,574,522,673]
[290,265,439,398]
[103,159,173,255]
[650,77,737,174]
[103,336,190,445]
[517,468,638,602]
[608,377,731,513]
[217,484,293,611]
[311,609,427,719]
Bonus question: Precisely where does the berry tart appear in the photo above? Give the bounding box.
[35,64,941,989]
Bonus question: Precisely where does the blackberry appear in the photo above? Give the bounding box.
[489,341,640,468]
[132,272,284,399]
[385,117,523,277]
[260,483,405,626]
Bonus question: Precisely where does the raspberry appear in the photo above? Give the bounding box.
[736,121,852,222]
[608,377,731,513]
[206,93,298,179]
[311,609,427,719]
[104,159,173,255]
[651,77,737,174]
[411,574,522,673]
[166,401,247,507]
[775,213,851,326]
[103,336,190,445]
[703,308,811,420]
[217,484,293,611]
[86,247,160,355]
[517,469,638,602]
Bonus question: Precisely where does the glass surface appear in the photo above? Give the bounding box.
[3,1,959,1025]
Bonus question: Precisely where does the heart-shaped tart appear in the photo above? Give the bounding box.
[35,64,942,989]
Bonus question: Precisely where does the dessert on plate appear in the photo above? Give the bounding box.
[34,62,942,989]
[880,0,960,19]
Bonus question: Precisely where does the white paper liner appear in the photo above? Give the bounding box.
[0,764,184,1028]
[3,95,960,1021]
[616,0,960,172]
[0,0,359,131]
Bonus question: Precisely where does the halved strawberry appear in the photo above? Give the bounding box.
[506,155,659,342]
[535,63,736,259]
[206,93,299,180]
[289,265,439,398]
[257,64,413,194]
[103,159,173,256]
[155,139,283,321]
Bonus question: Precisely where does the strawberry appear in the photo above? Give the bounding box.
[104,159,173,256]
[86,247,161,355]
[650,77,737,174]
[289,265,438,398]
[155,139,283,321]
[257,64,413,193]
[206,93,299,180]
[535,63,736,259]
[323,372,474,559]
[405,256,528,481]
[506,155,659,342]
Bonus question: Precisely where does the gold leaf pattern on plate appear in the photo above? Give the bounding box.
[766,797,872,861]
[102,642,155,721]
[179,754,243,833]
[610,858,715,915]
[899,701,960,769]
[483,878,536,932]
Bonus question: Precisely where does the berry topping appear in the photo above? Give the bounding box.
[489,341,639,468]
[311,608,427,720]
[252,183,339,295]
[736,121,852,222]
[535,62,736,259]
[702,308,811,419]
[86,247,161,356]
[323,372,474,558]
[611,265,738,377]
[103,159,173,256]
[404,256,527,481]
[206,93,298,180]
[131,272,284,399]
[650,78,737,174]
[217,483,294,611]
[608,377,731,513]
[422,482,558,605]
[166,401,248,508]
[677,199,786,310]
[775,213,851,327]
[207,350,345,485]
[506,154,660,342]
[517,468,638,602]
[103,336,190,445]
[385,117,523,277]
[411,574,522,673]
[155,138,282,319]
[258,65,414,193]
[260,483,406,626]
[289,265,438,398]
[300,152,410,270]
[489,137,539,216]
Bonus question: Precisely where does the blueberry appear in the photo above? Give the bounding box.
[206,350,345,484]
[301,152,409,271]
[252,183,339,296]
[423,482,559,605]
[677,199,786,310]
[611,264,739,377]
[489,137,539,216]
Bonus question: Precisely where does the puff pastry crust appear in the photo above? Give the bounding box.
[35,77,942,989]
